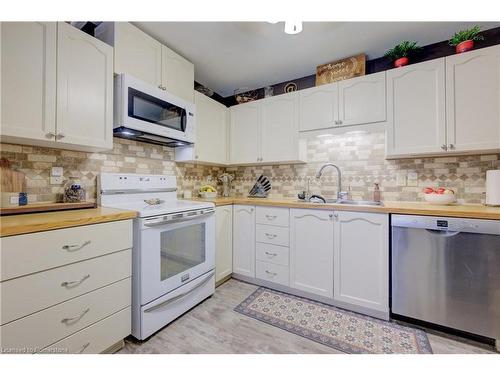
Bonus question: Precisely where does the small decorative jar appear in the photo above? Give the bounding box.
[63,177,86,203]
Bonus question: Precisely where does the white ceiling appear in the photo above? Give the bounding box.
[135,22,499,97]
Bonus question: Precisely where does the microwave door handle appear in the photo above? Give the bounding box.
[143,271,215,313]
[181,108,187,132]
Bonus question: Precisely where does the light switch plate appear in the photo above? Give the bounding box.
[51,167,63,177]
[50,176,63,185]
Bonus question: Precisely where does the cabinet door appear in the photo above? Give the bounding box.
[232,205,255,278]
[215,206,233,283]
[114,22,162,87]
[1,22,57,144]
[386,58,446,157]
[56,22,113,150]
[299,83,338,131]
[260,93,299,163]
[230,102,261,164]
[333,211,389,313]
[290,209,334,298]
[162,45,194,102]
[338,71,386,126]
[446,45,500,153]
[195,92,228,164]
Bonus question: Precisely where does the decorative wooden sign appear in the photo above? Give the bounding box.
[315,54,366,86]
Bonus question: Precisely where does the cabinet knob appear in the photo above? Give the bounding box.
[338,120,343,125]
[45,132,56,139]
[158,85,163,90]
[441,144,448,151]
[195,155,199,159]
[56,133,65,140]
[448,144,455,150]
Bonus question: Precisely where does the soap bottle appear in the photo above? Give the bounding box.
[373,183,381,202]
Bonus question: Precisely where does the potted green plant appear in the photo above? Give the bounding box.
[449,26,484,54]
[384,41,422,68]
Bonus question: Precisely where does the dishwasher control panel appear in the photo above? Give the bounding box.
[391,215,500,235]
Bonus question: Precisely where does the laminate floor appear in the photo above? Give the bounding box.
[119,279,496,354]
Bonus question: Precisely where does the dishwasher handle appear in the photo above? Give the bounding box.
[425,229,461,237]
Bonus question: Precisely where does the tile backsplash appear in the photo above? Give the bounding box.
[1,129,499,204]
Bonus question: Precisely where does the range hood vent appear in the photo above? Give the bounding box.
[113,127,192,148]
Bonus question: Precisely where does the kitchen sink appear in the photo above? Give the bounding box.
[301,197,383,206]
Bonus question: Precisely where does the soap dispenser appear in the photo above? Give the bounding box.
[373,183,381,202]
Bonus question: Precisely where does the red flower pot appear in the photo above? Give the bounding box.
[394,57,409,68]
[456,40,474,53]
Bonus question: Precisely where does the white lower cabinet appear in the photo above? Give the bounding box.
[0,219,133,354]
[290,209,334,298]
[232,205,256,278]
[333,211,389,315]
[215,205,233,283]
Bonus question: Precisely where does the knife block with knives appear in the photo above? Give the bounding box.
[248,175,271,198]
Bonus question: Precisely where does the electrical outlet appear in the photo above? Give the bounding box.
[50,176,63,185]
[396,173,407,186]
[51,166,63,177]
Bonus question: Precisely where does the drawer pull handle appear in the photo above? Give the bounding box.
[61,274,90,288]
[265,251,277,257]
[61,307,90,324]
[265,270,277,276]
[62,240,91,252]
[265,233,277,239]
[78,342,91,354]
[265,215,277,220]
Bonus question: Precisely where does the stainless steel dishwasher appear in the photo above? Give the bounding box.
[391,214,500,348]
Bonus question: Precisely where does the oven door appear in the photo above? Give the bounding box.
[139,212,215,305]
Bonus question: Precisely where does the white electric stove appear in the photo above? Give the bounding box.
[99,173,215,340]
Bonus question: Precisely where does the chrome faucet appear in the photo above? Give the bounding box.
[315,163,348,202]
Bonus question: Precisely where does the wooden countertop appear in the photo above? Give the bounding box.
[187,197,500,220]
[0,207,137,237]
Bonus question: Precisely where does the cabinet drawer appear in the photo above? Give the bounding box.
[1,249,131,325]
[0,220,133,281]
[40,307,131,354]
[256,224,289,247]
[256,242,289,266]
[256,261,289,287]
[0,278,131,352]
[256,207,289,227]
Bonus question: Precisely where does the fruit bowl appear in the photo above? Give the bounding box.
[200,191,217,199]
[423,187,456,205]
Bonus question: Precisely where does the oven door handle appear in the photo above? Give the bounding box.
[144,210,214,227]
[143,271,215,313]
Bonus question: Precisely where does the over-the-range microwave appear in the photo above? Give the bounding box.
[113,74,196,147]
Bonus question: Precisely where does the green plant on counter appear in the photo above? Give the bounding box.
[384,41,422,60]
[449,26,484,46]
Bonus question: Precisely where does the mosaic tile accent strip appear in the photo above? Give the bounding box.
[235,287,433,354]
[1,129,498,204]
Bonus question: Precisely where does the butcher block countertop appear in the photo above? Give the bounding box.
[0,207,137,237]
[187,197,500,220]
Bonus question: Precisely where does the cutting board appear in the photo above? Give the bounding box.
[0,202,96,216]
[0,158,26,192]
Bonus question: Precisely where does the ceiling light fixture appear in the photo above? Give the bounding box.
[284,21,302,35]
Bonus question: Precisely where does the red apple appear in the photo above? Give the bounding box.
[436,187,446,194]
[423,187,435,194]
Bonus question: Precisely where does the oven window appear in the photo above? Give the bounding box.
[160,223,206,280]
[128,87,186,132]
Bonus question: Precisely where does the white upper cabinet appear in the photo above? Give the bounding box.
[229,93,306,165]
[299,83,338,131]
[1,22,112,151]
[230,101,261,164]
[1,22,57,144]
[175,92,228,165]
[290,209,334,298]
[56,22,113,150]
[333,211,389,317]
[232,205,256,278]
[96,22,194,102]
[446,45,500,153]
[161,45,194,102]
[108,22,162,87]
[338,71,386,126]
[386,58,447,157]
[260,93,300,163]
[215,205,233,283]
